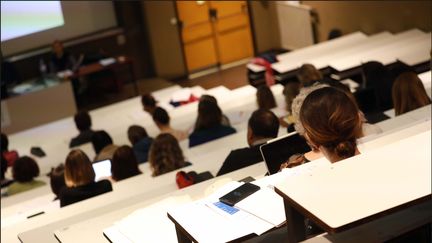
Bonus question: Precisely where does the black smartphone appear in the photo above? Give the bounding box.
[219,183,260,207]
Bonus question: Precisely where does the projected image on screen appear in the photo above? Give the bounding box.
[1,1,64,42]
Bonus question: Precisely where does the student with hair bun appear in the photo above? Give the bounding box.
[299,87,363,163]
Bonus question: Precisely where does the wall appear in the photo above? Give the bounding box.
[306,1,432,42]
[249,1,281,54]
[141,1,187,79]
[4,1,154,83]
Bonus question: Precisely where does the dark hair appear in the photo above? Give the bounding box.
[1,153,7,180]
[149,133,186,177]
[256,85,277,110]
[300,87,362,161]
[362,61,393,111]
[127,125,148,145]
[200,95,217,104]
[64,150,95,187]
[152,107,170,125]
[283,82,300,113]
[248,109,279,138]
[92,130,113,154]
[50,164,66,197]
[12,156,40,182]
[392,72,431,116]
[74,111,92,131]
[1,133,8,152]
[141,94,156,108]
[111,145,141,181]
[195,99,223,131]
[297,64,323,87]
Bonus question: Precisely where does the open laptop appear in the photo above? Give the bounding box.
[260,132,311,175]
[92,159,112,181]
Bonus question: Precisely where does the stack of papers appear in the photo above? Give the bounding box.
[168,181,286,242]
[103,195,192,243]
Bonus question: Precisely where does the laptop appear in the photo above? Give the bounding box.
[260,132,311,175]
[92,159,112,181]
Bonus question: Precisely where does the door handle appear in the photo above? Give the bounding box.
[209,8,217,21]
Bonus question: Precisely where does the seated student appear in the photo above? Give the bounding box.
[300,87,363,163]
[392,72,431,116]
[1,133,19,167]
[92,130,119,161]
[256,85,277,110]
[189,99,236,147]
[7,156,46,196]
[279,82,300,132]
[152,107,188,141]
[69,111,95,148]
[195,95,231,128]
[111,145,142,182]
[127,125,153,163]
[141,93,157,115]
[217,109,279,176]
[49,164,66,200]
[149,134,191,177]
[60,150,112,207]
[361,61,394,111]
[297,64,324,88]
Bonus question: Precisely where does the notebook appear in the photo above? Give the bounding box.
[92,159,111,181]
[260,132,311,175]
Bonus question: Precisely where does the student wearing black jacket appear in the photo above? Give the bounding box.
[60,150,112,207]
[217,109,279,176]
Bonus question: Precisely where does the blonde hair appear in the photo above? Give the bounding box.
[64,150,95,187]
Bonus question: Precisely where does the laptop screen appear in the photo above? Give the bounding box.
[92,159,112,181]
[260,132,311,175]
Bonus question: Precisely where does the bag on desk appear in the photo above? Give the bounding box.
[176,171,195,189]
[176,171,214,189]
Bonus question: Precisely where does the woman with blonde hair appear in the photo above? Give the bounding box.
[60,150,112,207]
[392,72,431,116]
[149,134,191,177]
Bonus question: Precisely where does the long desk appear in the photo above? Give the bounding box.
[275,130,431,242]
[17,163,268,243]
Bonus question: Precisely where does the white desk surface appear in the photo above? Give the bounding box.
[273,32,371,73]
[377,104,431,132]
[276,32,368,62]
[19,163,268,243]
[419,70,432,98]
[330,32,430,72]
[326,32,396,71]
[275,130,431,231]
[359,119,431,153]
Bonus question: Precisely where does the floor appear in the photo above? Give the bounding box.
[79,64,249,111]
[174,64,249,90]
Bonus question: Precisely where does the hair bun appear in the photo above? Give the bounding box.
[335,141,355,159]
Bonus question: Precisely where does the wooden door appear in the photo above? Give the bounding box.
[176,1,218,71]
[176,1,254,72]
[209,1,254,65]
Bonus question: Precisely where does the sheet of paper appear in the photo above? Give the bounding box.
[112,195,192,243]
[102,226,133,243]
[99,57,116,66]
[169,200,253,243]
[235,187,285,227]
[171,88,192,102]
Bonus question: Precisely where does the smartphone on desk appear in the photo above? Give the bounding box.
[219,183,260,207]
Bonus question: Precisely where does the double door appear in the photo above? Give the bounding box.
[176,1,254,72]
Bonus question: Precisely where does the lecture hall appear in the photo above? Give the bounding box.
[1,1,431,243]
